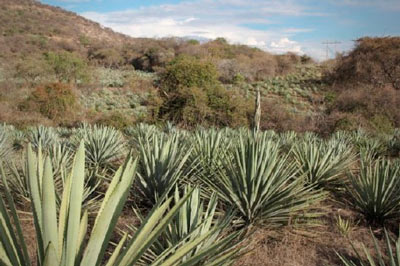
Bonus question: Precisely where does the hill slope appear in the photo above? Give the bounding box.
[0,0,325,130]
[0,0,132,57]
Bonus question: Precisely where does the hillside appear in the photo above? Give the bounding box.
[0,0,132,61]
[1,0,398,135]
[0,0,323,130]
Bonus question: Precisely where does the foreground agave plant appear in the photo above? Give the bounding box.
[346,158,400,224]
[134,186,243,265]
[204,133,325,226]
[293,141,355,188]
[136,132,193,204]
[0,142,237,265]
[0,127,12,159]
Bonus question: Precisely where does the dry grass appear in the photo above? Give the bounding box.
[236,199,388,266]
[13,196,395,266]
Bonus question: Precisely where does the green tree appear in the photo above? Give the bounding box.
[45,51,89,84]
[160,55,219,92]
[159,55,251,127]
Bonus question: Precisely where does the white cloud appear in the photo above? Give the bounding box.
[81,0,330,59]
[330,0,400,10]
[269,38,303,54]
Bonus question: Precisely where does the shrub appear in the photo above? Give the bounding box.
[160,55,219,92]
[260,99,316,132]
[160,85,252,128]
[159,55,251,127]
[328,37,400,89]
[326,86,400,133]
[45,51,89,83]
[13,55,51,84]
[23,82,78,122]
[95,111,133,130]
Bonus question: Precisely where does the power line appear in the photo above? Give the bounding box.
[322,41,341,60]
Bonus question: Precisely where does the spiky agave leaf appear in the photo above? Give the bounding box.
[0,127,12,160]
[136,132,193,204]
[345,158,400,224]
[337,227,400,266]
[28,126,59,151]
[188,129,231,187]
[293,140,355,188]
[204,133,325,226]
[72,124,126,168]
[132,186,243,265]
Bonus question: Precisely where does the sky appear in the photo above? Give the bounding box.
[39,0,400,60]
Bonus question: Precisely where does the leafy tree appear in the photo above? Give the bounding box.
[45,51,89,83]
[160,55,219,92]
[159,55,252,127]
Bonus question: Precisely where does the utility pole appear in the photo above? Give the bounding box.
[322,41,341,60]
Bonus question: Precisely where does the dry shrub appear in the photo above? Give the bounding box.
[95,111,135,130]
[160,86,252,128]
[276,52,301,75]
[21,82,79,123]
[325,86,400,133]
[328,37,400,89]
[260,99,316,132]
[0,86,53,127]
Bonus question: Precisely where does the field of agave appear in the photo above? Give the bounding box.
[238,65,325,116]
[1,123,400,265]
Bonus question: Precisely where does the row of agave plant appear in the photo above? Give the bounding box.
[0,123,400,265]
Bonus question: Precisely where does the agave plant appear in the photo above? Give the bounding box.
[11,130,26,151]
[0,143,98,213]
[72,124,126,168]
[56,127,76,139]
[293,141,355,188]
[0,161,30,204]
[0,127,12,159]
[388,128,400,157]
[0,142,237,265]
[28,125,59,151]
[189,129,231,185]
[49,142,73,178]
[278,131,298,151]
[136,132,193,204]
[124,123,159,147]
[338,228,400,266]
[132,186,243,265]
[346,158,400,224]
[204,133,325,226]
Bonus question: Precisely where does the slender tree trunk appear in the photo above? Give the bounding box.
[253,86,261,133]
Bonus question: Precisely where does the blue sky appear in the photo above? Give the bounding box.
[40,0,400,60]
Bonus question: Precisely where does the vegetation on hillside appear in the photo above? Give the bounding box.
[323,37,400,134]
